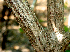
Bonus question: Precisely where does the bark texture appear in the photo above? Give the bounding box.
[4,0,70,52]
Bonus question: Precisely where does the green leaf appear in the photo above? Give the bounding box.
[64,2,68,9]
[39,20,44,23]
[64,26,68,32]
[64,4,67,9]
[65,50,70,52]
[69,29,70,32]
[68,44,70,47]
[19,28,24,33]
[68,27,70,32]
[64,17,66,22]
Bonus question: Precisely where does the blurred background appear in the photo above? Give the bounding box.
[0,0,70,52]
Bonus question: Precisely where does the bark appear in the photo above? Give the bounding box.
[47,0,64,32]
[4,0,70,52]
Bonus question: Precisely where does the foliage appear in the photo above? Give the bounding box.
[68,44,70,47]
[64,17,66,22]
[39,20,44,23]
[19,28,24,33]
[65,50,70,52]
[64,25,68,32]
[64,2,68,9]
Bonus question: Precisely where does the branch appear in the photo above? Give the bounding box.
[4,0,47,51]
[47,0,64,33]
[31,0,37,10]
[4,0,70,52]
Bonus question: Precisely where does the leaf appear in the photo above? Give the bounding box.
[69,29,70,32]
[64,17,66,22]
[64,26,68,32]
[68,44,70,47]
[65,50,70,52]
[19,28,24,33]
[64,2,68,9]
[64,4,67,9]
[39,20,44,23]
